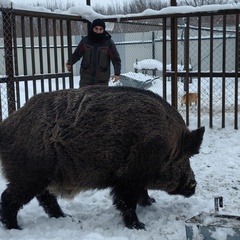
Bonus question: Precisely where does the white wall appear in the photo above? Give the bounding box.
[0,30,237,77]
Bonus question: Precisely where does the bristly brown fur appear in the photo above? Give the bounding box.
[0,86,205,230]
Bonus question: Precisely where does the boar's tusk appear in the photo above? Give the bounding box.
[189,182,196,188]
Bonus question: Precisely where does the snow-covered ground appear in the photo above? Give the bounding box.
[0,74,240,240]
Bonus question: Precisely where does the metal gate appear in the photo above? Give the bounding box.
[0,6,239,129]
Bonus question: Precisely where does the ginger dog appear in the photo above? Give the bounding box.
[181,93,198,106]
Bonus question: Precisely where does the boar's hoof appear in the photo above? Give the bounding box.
[138,189,156,207]
[0,215,21,230]
[0,203,21,230]
[138,196,156,207]
[123,210,145,230]
[0,217,21,230]
[126,220,145,230]
[133,221,145,230]
[3,221,21,230]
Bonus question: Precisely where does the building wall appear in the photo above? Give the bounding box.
[0,29,237,76]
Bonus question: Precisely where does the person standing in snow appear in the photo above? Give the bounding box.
[66,18,121,88]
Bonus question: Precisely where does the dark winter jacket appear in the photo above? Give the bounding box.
[69,32,121,87]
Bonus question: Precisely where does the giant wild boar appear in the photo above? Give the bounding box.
[0,86,205,230]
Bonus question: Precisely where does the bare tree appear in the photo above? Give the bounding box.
[32,0,235,14]
[179,0,234,6]
[34,0,75,11]
[95,0,168,15]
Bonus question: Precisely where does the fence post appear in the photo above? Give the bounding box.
[152,31,155,60]
[171,16,178,108]
[235,13,239,130]
[66,19,74,88]
[170,0,178,109]
[2,8,16,115]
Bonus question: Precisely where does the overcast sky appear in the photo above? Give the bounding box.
[11,0,130,7]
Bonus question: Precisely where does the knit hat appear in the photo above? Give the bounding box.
[91,19,106,30]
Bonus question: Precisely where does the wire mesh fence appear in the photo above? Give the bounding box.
[0,8,15,121]
[109,14,239,129]
[175,13,239,128]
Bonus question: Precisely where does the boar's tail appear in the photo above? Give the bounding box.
[183,126,205,156]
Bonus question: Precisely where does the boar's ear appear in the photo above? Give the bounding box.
[183,127,205,156]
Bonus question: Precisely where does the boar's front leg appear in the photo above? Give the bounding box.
[111,185,145,230]
[36,190,65,218]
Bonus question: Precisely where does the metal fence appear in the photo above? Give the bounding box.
[0,6,239,129]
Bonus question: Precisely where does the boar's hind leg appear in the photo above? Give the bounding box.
[138,189,156,207]
[36,190,65,218]
[0,189,21,229]
[0,183,40,230]
[111,186,145,230]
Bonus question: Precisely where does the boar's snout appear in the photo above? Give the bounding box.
[169,177,197,198]
[179,178,197,198]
